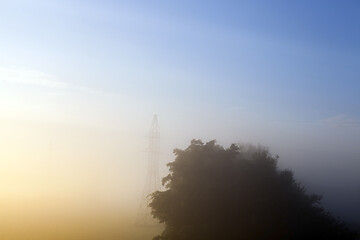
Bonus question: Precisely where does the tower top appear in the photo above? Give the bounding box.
[150,114,159,135]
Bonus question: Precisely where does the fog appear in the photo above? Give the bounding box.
[1,0,360,238]
[1,113,359,227]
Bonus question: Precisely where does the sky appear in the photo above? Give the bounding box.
[0,0,360,235]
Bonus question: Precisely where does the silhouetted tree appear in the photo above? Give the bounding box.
[150,140,357,240]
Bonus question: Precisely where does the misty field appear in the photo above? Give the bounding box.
[0,205,162,240]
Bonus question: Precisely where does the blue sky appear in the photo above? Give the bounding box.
[1,0,359,123]
[0,0,360,223]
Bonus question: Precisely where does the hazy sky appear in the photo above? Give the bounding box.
[0,0,360,226]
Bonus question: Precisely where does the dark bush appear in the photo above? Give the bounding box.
[150,140,357,240]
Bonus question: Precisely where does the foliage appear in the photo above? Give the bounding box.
[150,140,357,240]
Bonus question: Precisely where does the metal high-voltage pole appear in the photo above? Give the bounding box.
[136,115,160,226]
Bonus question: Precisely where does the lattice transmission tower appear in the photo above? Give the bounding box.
[136,115,160,226]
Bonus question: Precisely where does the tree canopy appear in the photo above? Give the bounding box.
[150,140,357,240]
